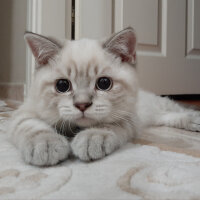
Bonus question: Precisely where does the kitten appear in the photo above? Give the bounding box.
[8,27,200,166]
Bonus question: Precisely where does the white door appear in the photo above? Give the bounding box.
[26,0,71,94]
[76,0,200,95]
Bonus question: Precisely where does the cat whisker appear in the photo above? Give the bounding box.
[96,104,107,108]
[95,109,106,112]
[60,120,65,135]
[112,120,122,128]
[116,110,135,115]
[58,105,70,109]
[111,113,135,127]
[68,119,76,135]
[54,121,59,133]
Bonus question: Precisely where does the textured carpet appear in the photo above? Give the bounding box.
[0,100,200,200]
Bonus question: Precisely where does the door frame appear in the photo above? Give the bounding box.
[26,0,72,96]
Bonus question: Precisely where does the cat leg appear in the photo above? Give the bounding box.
[137,90,200,132]
[71,123,135,161]
[155,111,200,132]
[9,112,70,166]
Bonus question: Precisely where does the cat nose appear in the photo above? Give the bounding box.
[74,102,92,112]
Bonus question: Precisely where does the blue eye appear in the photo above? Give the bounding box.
[55,79,71,93]
[96,77,112,91]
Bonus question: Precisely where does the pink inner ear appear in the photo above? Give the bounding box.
[112,35,136,63]
[27,39,49,65]
[128,32,136,54]
[25,33,62,66]
[27,39,39,59]
[123,32,136,62]
[105,28,137,64]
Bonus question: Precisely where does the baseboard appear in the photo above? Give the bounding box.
[0,83,25,101]
[161,94,200,101]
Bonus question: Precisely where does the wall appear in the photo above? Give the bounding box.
[0,0,27,100]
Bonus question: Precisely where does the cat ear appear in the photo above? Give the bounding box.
[24,32,62,66]
[103,27,137,64]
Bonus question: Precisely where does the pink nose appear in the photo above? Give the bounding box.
[75,102,92,112]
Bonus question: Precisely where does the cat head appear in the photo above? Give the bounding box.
[25,27,138,127]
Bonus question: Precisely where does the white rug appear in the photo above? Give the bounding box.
[0,100,200,200]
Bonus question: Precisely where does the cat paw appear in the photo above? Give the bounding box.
[71,129,120,161]
[188,113,200,132]
[21,134,70,166]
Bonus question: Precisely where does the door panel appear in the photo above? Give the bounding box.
[123,0,159,46]
[76,0,200,95]
[76,0,112,39]
[187,0,200,56]
[116,0,200,95]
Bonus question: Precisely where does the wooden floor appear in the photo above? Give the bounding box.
[178,100,200,107]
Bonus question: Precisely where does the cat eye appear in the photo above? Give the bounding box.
[96,77,112,91]
[55,79,71,93]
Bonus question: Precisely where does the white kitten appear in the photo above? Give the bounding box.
[8,28,200,166]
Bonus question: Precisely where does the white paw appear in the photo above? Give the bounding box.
[188,113,200,132]
[71,129,120,161]
[21,134,70,166]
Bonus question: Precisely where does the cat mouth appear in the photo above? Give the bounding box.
[79,112,91,119]
[76,114,95,126]
[77,115,90,121]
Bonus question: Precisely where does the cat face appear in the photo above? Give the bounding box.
[25,28,138,127]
